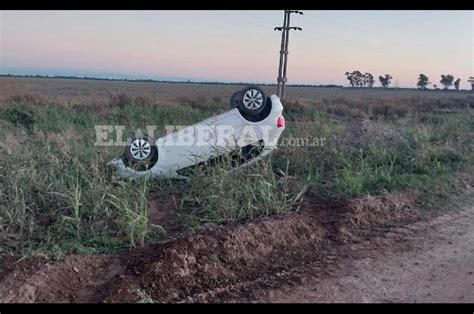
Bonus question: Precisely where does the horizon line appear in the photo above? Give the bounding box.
[2,73,472,91]
[0,73,343,87]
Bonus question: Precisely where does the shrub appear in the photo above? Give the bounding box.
[4,106,36,131]
[108,93,133,108]
[134,95,154,106]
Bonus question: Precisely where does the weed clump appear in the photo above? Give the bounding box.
[179,151,309,228]
[4,106,37,131]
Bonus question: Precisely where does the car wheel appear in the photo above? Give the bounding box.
[238,86,266,115]
[123,134,158,171]
[230,90,242,109]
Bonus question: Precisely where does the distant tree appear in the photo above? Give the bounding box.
[354,71,364,87]
[440,74,454,90]
[363,73,375,88]
[433,84,438,90]
[345,71,364,87]
[344,71,355,87]
[454,78,461,91]
[416,74,431,89]
[379,74,393,88]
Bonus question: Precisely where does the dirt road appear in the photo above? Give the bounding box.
[1,186,473,303]
[255,202,474,303]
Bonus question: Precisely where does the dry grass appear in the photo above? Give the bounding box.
[1,76,472,106]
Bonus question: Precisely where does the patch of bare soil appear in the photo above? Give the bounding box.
[0,254,125,303]
[0,187,421,303]
[148,192,184,239]
[254,198,474,303]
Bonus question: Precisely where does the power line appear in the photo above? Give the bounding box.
[240,11,281,28]
[275,10,303,99]
[235,12,269,28]
[215,11,267,30]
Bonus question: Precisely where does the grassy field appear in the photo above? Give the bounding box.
[0,77,473,258]
[1,76,472,105]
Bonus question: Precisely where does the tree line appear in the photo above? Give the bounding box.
[0,74,344,89]
[345,71,464,90]
[416,74,462,90]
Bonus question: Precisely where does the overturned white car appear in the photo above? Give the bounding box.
[108,86,286,180]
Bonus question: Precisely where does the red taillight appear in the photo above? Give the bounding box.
[277,116,285,128]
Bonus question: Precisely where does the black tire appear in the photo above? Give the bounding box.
[229,90,242,109]
[123,134,158,171]
[238,86,266,116]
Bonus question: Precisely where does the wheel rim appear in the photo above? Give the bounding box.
[242,89,264,111]
[130,138,152,160]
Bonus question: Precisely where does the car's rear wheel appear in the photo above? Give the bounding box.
[123,134,158,171]
[229,90,242,109]
[238,86,266,115]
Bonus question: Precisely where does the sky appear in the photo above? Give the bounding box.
[0,10,473,88]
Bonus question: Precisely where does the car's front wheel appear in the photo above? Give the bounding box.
[123,134,158,171]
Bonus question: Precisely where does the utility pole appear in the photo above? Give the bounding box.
[275,10,302,100]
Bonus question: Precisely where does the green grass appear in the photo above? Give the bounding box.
[179,153,310,228]
[0,100,209,257]
[0,94,473,257]
[274,102,473,199]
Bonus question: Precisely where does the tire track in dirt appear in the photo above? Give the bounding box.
[253,197,474,303]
